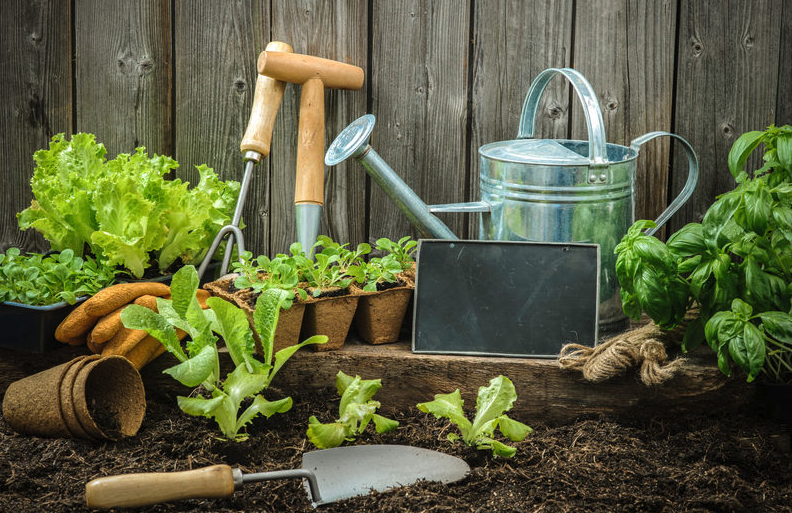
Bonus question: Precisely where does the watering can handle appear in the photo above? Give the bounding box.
[630,131,699,237]
[518,68,608,166]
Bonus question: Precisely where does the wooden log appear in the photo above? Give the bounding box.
[1,334,755,427]
[135,335,754,427]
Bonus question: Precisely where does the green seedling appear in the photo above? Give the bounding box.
[122,265,326,441]
[307,371,398,449]
[417,375,532,457]
[0,248,117,306]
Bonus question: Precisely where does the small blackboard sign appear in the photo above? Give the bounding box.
[412,240,599,358]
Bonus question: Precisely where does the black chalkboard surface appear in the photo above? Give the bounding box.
[412,240,600,358]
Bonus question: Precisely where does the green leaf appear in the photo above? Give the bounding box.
[478,437,518,458]
[703,193,741,250]
[727,322,765,382]
[335,370,356,395]
[758,311,792,344]
[253,289,290,365]
[223,364,269,407]
[207,296,256,370]
[666,223,706,257]
[744,183,771,234]
[470,376,518,440]
[236,395,292,431]
[177,394,226,418]
[777,133,792,171]
[307,416,349,449]
[498,416,532,442]
[372,413,399,434]
[170,265,199,318]
[270,335,327,384]
[417,389,472,439]
[728,130,765,178]
[163,344,217,387]
[121,304,186,361]
[339,376,382,414]
[681,317,705,352]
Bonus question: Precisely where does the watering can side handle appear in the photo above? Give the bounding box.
[630,131,699,237]
[517,68,608,165]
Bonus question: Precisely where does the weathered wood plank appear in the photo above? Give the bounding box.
[269,0,368,255]
[173,0,270,256]
[369,1,470,240]
[0,0,71,253]
[778,0,792,126]
[467,0,573,236]
[269,340,753,425]
[671,0,783,231]
[74,0,171,157]
[573,0,677,232]
[0,339,753,428]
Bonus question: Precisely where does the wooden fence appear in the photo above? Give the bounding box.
[2,0,790,258]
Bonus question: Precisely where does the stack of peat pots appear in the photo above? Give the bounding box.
[2,355,146,441]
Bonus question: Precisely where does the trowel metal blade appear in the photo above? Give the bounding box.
[301,444,470,506]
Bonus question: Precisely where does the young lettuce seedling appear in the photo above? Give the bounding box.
[121,265,326,441]
[306,371,398,449]
[417,375,532,457]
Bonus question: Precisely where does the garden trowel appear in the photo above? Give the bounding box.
[84,444,470,509]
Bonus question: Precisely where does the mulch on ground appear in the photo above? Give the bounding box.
[2,380,791,512]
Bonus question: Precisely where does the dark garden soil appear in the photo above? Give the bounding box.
[2,381,792,513]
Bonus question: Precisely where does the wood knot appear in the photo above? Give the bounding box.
[605,98,619,111]
[234,79,247,93]
[691,39,704,57]
[137,58,154,75]
[721,122,735,139]
[742,34,754,50]
[547,101,565,120]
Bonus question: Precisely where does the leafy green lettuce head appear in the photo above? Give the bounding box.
[17,133,239,278]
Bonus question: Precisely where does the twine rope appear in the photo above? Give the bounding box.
[558,313,695,386]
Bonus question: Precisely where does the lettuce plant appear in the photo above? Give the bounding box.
[306,371,398,449]
[417,375,532,457]
[121,265,326,441]
[17,133,239,278]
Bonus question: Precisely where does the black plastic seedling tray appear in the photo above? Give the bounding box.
[0,297,87,353]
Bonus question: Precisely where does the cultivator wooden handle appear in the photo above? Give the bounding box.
[240,41,294,158]
[85,464,236,509]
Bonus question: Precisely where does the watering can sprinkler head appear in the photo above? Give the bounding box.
[326,115,458,240]
[325,114,376,166]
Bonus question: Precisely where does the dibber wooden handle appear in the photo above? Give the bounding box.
[240,41,293,157]
[295,77,325,205]
[85,464,236,509]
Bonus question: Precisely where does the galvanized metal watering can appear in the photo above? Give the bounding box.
[325,68,699,329]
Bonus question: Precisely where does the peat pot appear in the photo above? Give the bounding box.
[325,68,699,331]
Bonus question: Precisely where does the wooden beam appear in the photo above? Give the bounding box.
[1,334,753,428]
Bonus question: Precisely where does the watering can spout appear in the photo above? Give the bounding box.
[325,114,458,240]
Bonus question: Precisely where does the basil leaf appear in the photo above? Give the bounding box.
[728,130,765,178]
[777,133,792,171]
[667,223,706,257]
[758,311,792,344]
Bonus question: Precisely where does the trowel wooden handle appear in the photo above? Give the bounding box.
[295,77,325,205]
[240,41,293,157]
[85,464,236,509]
